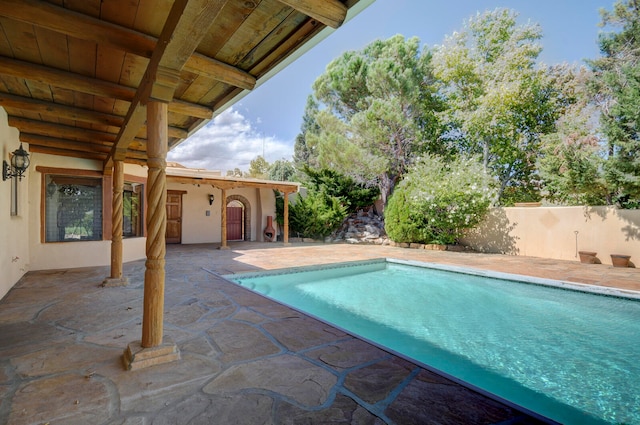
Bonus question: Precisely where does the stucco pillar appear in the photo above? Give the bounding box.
[219,188,229,250]
[103,160,128,287]
[123,100,179,370]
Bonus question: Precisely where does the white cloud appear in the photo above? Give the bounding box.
[167,108,293,173]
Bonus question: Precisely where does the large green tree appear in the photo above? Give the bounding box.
[538,65,609,205]
[590,0,640,207]
[432,8,562,204]
[305,35,445,207]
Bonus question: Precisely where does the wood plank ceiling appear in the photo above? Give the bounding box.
[0,0,365,171]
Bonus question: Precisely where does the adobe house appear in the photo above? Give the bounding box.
[0,0,373,368]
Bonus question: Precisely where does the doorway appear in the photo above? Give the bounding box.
[226,200,244,241]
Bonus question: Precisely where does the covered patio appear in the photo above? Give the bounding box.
[10,242,639,424]
[0,0,373,369]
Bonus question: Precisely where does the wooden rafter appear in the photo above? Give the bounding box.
[276,0,347,28]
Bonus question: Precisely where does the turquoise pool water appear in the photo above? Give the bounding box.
[227,259,640,425]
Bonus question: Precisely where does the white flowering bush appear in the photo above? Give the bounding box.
[385,155,497,244]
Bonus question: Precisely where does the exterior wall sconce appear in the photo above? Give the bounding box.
[208,194,215,205]
[2,143,30,181]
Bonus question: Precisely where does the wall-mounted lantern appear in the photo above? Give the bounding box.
[2,143,30,182]
[208,194,215,205]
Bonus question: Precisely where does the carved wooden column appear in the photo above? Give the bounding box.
[219,188,229,250]
[123,101,179,370]
[142,101,168,347]
[283,191,290,245]
[103,160,128,287]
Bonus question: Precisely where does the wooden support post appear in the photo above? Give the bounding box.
[142,101,167,348]
[219,188,229,250]
[283,191,290,245]
[103,160,128,287]
[124,101,179,370]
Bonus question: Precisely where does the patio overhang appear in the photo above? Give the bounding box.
[0,0,374,369]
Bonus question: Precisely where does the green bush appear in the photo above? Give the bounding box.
[385,155,497,245]
[289,191,347,239]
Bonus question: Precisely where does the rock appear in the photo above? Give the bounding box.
[330,208,389,245]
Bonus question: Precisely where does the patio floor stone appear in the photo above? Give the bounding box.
[1,241,638,424]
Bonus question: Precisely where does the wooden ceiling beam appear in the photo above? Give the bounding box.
[0,91,123,127]
[1,91,188,140]
[8,116,115,143]
[20,133,112,154]
[29,145,108,162]
[0,0,256,90]
[0,56,213,119]
[276,0,347,28]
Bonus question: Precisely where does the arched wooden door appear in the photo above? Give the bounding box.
[226,200,244,241]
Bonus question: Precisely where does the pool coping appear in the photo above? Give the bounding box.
[224,257,640,301]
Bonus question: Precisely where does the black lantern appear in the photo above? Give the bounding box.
[3,143,30,181]
[208,194,215,205]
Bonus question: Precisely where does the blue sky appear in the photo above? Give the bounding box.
[168,0,613,173]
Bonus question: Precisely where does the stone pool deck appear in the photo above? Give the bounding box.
[1,242,638,424]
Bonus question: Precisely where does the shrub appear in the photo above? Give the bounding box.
[302,166,379,213]
[385,155,497,245]
[289,191,347,239]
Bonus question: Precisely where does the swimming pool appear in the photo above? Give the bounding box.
[226,259,640,425]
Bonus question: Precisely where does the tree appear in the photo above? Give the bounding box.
[246,155,270,179]
[590,0,640,208]
[293,96,321,171]
[268,159,296,182]
[538,65,609,205]
[226,168,243,177]
[306,35,445,207]
[432,8,562,204]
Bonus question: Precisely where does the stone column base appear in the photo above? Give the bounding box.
[122,340,180,371]
[101,277,129,287]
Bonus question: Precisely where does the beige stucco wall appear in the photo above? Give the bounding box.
[0,108,29,300]
[170,182,277,244]
[462,206,640,266]
[27,154,147,271]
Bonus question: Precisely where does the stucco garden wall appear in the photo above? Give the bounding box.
[462,206,640,266]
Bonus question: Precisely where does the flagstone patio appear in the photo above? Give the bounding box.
[1,242,638,424]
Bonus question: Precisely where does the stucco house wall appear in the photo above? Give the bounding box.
[170,182,277,244]
[0,108,29,299]
[27,154,148,272]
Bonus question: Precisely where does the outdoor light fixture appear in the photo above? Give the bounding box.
[2,143,30,181]
[208,194,215,205]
